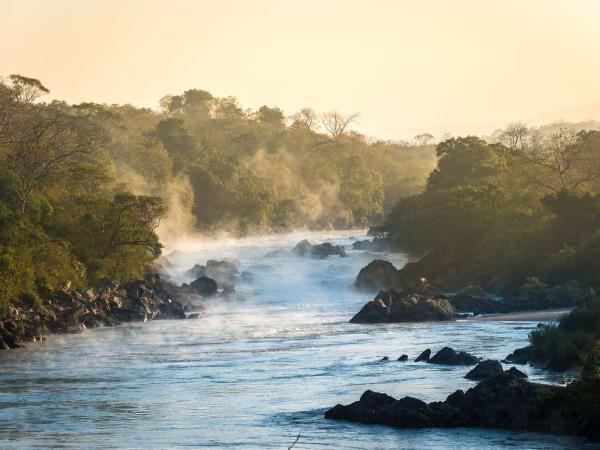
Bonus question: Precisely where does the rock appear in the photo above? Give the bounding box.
[465,360,504,380]
[350,290,455,324]
[184,276,218,297]
[325,371,586,438]
[184,259,239,289]
[264,249,286,258]
[397,354,408,361]
[505,345,535,364]
[354,260,399,291]
[428,347,479,365]
[352,238,390,252]
[292,240,347,258]
[506,367,528,378]
[415,349,431,362]
[380,356,389,362]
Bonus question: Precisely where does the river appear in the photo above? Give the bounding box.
[0,230,595,449]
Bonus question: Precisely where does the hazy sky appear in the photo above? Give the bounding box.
[2,0,600,139]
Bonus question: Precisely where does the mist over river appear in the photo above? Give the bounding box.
[0,231,596,449]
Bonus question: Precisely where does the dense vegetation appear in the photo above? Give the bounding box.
[382,124,600,296]
[530,295,600,369]
[0,74,436,312]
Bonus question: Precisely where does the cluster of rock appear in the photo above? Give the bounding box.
[324,371,599,439]
[354,259,581,316]
[0,274,188,350]
[292,239,347,259]
[350,290,455,324]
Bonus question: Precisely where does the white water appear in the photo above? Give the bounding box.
[0,230,595,449]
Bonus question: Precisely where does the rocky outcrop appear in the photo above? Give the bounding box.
[352,238,390,252]
[292,239,347,258]
[504,344,578,372]
[428,347,479,365]
[354,260,400,291]
[350,290,455,324]
[465,360,504,379]
[184,259,239,289]
[325,371,595,440]
[0,273,188,350]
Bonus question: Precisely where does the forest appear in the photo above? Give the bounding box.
[382,125,600,294]
[0,74,435,312]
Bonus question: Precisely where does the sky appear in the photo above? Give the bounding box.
[2,0,600,140]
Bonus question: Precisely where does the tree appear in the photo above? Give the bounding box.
[498,122,529,154]
[256,105,285,127]
[2,101,107,212]
[524,129,600,193]
[97,194,166,259]
[290,108,318,131]
[320,111,359,141]
[414,133,434,146]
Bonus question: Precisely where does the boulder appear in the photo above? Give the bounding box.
[292,240,347,258]
[184,259,239,289]
[397,354,408,362]
[354,260,399,291]
[415,349,431,362]
[184,276,218,297]
[465,360,504,380]
[505,345,535,364]
[428,347,479,365]
[350,290,455,324]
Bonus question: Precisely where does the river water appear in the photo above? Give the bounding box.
[0,231,595,449]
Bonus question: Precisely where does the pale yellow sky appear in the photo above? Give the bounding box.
[2,0,600,139]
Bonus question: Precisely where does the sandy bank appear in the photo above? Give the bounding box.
[468,308,573,322]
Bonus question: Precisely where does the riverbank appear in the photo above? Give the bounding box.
[470,308,573,322]
[0,274,190,350]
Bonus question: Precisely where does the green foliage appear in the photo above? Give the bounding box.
[0,75,167,315]
[384,130,600,293]
[529,296,600,368]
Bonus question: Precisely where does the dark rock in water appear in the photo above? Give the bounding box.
[505,345,535,364]
[428,347,479,365]
[292,239,347,258]
[397,354,408,361]
[415,349,431,362]
[183,276,218,297]
[350,290,455,324]
[325,371,591,439]
[352,238,390,252]
[184,259,239,289]
[186,313,200,319]
[380,356,389,362]
[465,360,504,380]
[506,367,528,378]
[354,260,399,291]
